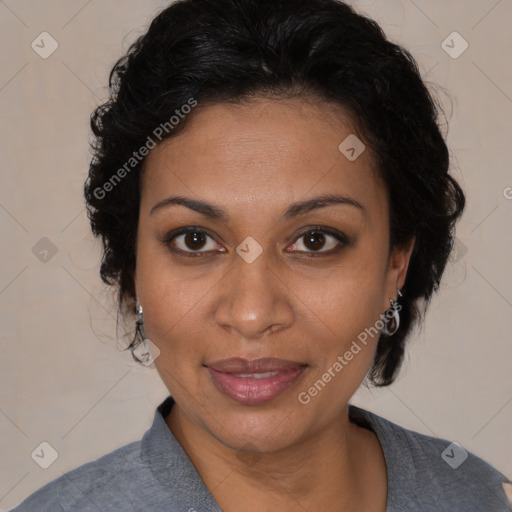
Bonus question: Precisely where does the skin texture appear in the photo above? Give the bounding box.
[134,97,415,511]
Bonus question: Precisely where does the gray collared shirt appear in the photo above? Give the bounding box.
[9,395,512,511]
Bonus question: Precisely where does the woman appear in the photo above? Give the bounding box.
[10,0,511,510]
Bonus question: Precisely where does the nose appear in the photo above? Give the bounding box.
[214,249,295,340]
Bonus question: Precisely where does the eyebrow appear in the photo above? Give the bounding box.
[149,193,364,221]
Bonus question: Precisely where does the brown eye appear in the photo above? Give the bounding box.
[303,231,327,251]
[173,230,218,252]
[183,231,208,250]
[288,228,347,254]
[162,227,224,255]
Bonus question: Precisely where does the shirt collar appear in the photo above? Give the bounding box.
[140,395,222,511]
[141,395,402,510]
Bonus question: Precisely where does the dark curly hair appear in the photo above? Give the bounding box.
[84,0,465,386]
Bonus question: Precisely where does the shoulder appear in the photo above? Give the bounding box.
[349,405,512,511]
[8,440,145,512]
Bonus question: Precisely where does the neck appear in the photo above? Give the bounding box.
[165,403,387,512]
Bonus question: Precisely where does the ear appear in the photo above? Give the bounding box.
[385,236,416,301]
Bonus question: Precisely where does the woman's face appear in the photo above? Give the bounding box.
[135,97,414,452]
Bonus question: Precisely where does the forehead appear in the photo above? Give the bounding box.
[140,98,386,222]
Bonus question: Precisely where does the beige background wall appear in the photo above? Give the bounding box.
[1,0,511,508]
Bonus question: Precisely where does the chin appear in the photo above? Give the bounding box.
[203,398,308,453]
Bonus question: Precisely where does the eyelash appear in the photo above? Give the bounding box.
[160,225,349,258]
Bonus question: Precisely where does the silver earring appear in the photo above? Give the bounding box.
[130,304,155,367]
[136,304,146,339]
[381,289,402,337]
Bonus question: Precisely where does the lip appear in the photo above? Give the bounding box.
[205,357,308,405]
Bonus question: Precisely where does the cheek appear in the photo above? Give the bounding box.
[291,250,388,394]
[300,282,384,387]
[294,283,386,415]
[135,237,192,343]
[305,255,387,342]
[138,276,208,356]
[138,266,210,399]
